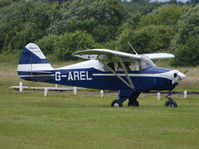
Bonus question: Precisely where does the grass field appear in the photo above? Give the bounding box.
[0,54,199,149]
[0,89,199,149]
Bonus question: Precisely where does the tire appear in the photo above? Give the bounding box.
[128,100,139,107]
[165,99,177,108]
[111,100,123,107]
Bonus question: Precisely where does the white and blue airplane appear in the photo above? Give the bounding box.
[17,43,186,107]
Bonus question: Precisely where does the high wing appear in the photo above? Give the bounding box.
[72,49,141,61]
[143,53,175,59]
[73,49,174,60]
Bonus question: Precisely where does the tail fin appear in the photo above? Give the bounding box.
[17,43,53,78]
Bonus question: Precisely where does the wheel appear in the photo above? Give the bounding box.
[111,100,123,107]
[165,98,177,108]
[128,100,139,107]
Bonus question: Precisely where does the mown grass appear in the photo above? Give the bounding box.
[0,89,199,149]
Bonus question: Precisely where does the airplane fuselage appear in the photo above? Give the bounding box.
[18,63,178,91]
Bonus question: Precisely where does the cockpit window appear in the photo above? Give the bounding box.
[139,56,155,70]
[106,62,137,71]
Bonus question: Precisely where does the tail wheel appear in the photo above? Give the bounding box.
[111,100,123,107]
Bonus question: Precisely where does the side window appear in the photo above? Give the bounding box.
[104,62,115,71]
[116,62,137,71]
[105,61,141,71]
[129,63,136,71]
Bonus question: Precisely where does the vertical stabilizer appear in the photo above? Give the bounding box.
[17,43,53,79]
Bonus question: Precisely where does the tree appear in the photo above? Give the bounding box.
[37,31,96,60]
[190,0,199,4]
[122,1,161,15]
[3,23,43,52]
[0,1,51,52]
[0,0,12,8]
[171,36,199,66]
[117,25,176,53]
[171,4,199,66]
[138,4,190,27]
[176,4,199,45]
[48,0,125,42]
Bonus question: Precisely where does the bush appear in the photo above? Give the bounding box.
[55,30,96,60]
[36,34,60,55]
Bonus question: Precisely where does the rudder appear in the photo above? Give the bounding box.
[17,43,53,79]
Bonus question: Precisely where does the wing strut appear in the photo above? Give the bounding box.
[98,58,135,89]
[119,57,135,89]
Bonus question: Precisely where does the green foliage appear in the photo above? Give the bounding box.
[48,0,124,42]
[36,34,60,55]
[176,4,199,44]
[0,1,198,65]
[122,1,161,15]
[37,30,96,60]
[171,4,199,66]
[55,31,96,60]
[126,12,142,29]
[0,1,51,51]
[172,36,199,66]
[190,0,199,4]
[138,4,190,27]
[117,25,176,53]
[0,0,12,8]
[3,23,43,52]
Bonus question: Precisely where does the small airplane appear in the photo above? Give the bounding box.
[17,43,186,107]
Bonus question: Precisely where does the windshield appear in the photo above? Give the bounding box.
[139,56,155,70]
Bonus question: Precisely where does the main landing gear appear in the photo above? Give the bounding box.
[164,93,178,108]
[111,90,140,107]
[111,100,123,107]
[111,90,178,108]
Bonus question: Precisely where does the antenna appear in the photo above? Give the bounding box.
[128,42,138,55]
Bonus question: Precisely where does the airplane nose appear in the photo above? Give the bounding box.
[172,71,186,84]
[177,72,186,80]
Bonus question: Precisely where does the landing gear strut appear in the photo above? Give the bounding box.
[128,91,140,107]
[164,93,177,108]
[111,90,140,107]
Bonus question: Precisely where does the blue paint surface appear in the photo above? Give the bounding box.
[19,48,48,64]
